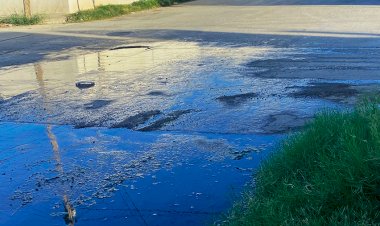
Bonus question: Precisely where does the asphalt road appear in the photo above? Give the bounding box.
[1,0,380,67]
[0,1,380,226]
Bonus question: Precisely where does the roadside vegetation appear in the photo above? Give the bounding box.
[0,14,43,26]
[223,98,380,225]
[66,0,189,23]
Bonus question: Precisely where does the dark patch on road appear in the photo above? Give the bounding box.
[107,31,135,36]
[147,91,168,96]
[112,110,161,129]
[2,92,34,103]
[84,100,113,110]
[246,58,300,68]
[291,82,358,99]
[244,51,380,80]
[0,92,35,110]
[354,84,380,95]
[110,45,151,51]
[139,109,193,132]
[262,112,312,134]
[216,93,258,106]
[231,149,254,160]
[74,122,98,129]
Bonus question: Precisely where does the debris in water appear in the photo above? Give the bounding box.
[110,45,151,51]
[76,81,95,89]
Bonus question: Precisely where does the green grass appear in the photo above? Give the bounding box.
[223,101,380,225]
[66,0,189,23]
[0,14,43,26]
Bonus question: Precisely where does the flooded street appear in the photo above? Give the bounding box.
[1,0,380,225]
[3,42,373,134]
[0,122,279,225]
[0,41,291,226]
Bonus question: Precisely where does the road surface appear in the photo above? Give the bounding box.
[0,1,379,225]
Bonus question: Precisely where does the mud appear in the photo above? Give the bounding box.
[139,110,193,132]
[354,84,380,95]
[262,112,312,134]
[291,82,358,100]
[112,110,161,129]
[216,93,258,107]
[84,100,113,110]
[147,91,169,96]
[74,122,98,129]
[244,48,380,80]
[231,147,264,160]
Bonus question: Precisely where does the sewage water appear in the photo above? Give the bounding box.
[0,41,339,133]
[0,122,280,225]
[0,41,357,225]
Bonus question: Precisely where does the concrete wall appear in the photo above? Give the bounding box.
[0,0,137,17]
[68,0,92,12]
[69,0,137,12]
[30,0,70,14]
[0,0,25,16]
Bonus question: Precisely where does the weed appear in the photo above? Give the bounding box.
[0,14,43,26]
[223,100,380,225]
[66,0,189,23]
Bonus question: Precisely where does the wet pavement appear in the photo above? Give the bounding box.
[1,0,380,225]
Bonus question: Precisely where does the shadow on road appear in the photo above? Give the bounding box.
[1,28,380,67]
[107,29,380,47]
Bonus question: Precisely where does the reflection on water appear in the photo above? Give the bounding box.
[0,41,302,134]
[0,42,208,99]
[47,125,76,226]
[37,63,76,225]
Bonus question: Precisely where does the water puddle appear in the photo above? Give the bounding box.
[0,122,281,226]
[0,41,342,133]
[1,40,378,225]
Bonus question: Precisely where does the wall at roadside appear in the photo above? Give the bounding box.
[0,0,137,17]
[67,0,137,12]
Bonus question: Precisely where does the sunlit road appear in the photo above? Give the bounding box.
[1,1,380,225]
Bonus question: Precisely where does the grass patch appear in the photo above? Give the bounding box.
[66,0,189,23]
[223,101,380,225]
[0,14,43,26]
